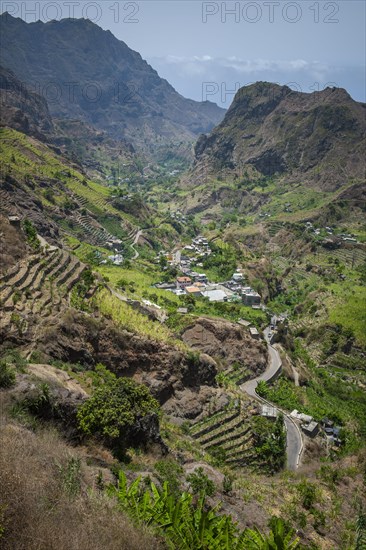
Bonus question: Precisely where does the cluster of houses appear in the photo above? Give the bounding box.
[156,236,263,306]
[178,235,212,266]
[291,410,342,447]
[106,253,124,266]
[156,267,261,307]
[169,210,187,224]
[305,222,358,244]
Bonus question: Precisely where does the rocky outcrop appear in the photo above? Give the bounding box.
[0,65,54,141]
[9,365,167,454]
[0,215,28,274]
[192,82,366,190]
[181,317,267,376]
[9,367,87,438]
[35,310,218,418]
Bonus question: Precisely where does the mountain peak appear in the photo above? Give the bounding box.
[0,15,225,157]
[194,80,366,190]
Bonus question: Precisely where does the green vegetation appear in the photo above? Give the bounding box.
[95,288,185,347]
[77,375,159,444]
[356,514,366,550]
[154,459,183,497]
[57,457,81,498]
[0,350,28,388]
[0,360,16,388]
[252,414,286,473]
[201,240,239,281]
[186,467,216,497]
[109,471,301,549]
[263,372,366,452]
[70,269,96,311]
[327,283,366,345]
[22,219,40,251]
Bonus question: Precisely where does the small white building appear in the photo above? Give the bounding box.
[261,405,278,418]
[108,254,124,265]
[249,327,260,339]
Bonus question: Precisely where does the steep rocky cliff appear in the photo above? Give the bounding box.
[0,13,225,155]
[193,82,366,190]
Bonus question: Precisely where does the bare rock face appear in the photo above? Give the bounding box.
[0,65,54,141]
[181,317,267,376]
[10,369,87,438]
[128,413,168,456]
[193,81,366,190]
[0,215,27,274]
[36,310,218,419]
[164,385,225,419]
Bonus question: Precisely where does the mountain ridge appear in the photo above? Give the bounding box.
[192,81,366,191]
[0,13,225,157]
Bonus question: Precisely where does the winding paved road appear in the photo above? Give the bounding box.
[130,229,143,260]
[240,329,303,470]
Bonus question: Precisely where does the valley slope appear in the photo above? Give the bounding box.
[0,13,225,158]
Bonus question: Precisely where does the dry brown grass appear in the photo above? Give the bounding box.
[0,402,165,550]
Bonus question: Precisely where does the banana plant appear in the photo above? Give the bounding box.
[109,471,301,550]
[240,517,300,550]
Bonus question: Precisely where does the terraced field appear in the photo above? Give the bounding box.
[267,222,285,237]
[332,247,366,267]
[223,364,251,386]
[0,246,87,335]
[190,401,264,468]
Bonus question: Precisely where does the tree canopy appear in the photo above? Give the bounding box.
[77,376,160,440]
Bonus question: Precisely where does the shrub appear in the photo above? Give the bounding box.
[57,457,81,498]
[186,351,200,368]
[209,446,227,467]
[1,349,27,371]
[154,459,183,497]
[22,383,55,418]
[186,467,216,497]
[77,377,160,442]
[297,479,318,510]
[0,360,16,388]
[256,380,269,397]
[22,219,40,251]
[222,474,234,495]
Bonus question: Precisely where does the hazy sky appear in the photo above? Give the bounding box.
[2,0,365,106]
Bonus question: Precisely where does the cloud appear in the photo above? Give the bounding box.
[147,55,365,106]
[150,55,338,84]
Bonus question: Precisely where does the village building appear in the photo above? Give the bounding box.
[301,421,319,438]
[194,281,206,289]
[108,254,124,265]
[242,289,261,307]
[155,282,176,290]
[185,285,203,297]
[291,410,313,423]
[261,405,278,418]
[249,327,260,339]
[232,272,244,282]
[176,276,192,289]
[192,273,208,283]
[202,288,228,302]
[238,319,251,327]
